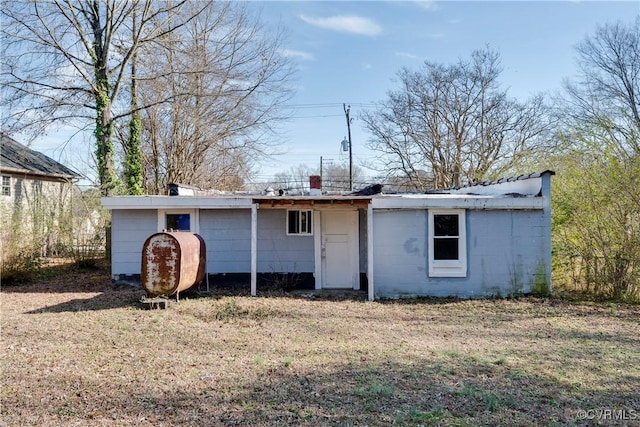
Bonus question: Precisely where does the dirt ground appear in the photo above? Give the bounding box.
[1,265,639,426]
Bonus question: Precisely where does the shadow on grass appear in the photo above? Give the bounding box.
[208,286,478,305]
[24,288,143,313]
[231,361,637,426]
[7,354,638,426]
[22,284,229,314]
[9,267,639,317]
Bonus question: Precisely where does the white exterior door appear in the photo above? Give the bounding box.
[321,210,359,289]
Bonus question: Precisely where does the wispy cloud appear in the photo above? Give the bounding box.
[299,14,382,36]
[395,51,419,59]
[416,0,438,10]
[362,63,372,70]
[280,49,315,61]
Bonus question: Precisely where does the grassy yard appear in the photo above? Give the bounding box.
[1,266,639,426]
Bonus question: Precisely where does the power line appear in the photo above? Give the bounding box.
[288,113,343,119]
[281,102,378,119]
[281,102,378,109]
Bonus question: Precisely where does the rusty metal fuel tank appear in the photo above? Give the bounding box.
[141,232,206,297]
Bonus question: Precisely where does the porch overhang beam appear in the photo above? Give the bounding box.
[254,197,371,210]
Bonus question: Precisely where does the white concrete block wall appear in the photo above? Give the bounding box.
[111,210,157,275]
[200,209,251,273]
[199,209,314,274]
[373,209,551,298]
[256,210,314,273]
[373,210,428,295]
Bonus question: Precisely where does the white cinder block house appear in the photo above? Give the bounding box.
[102,171,554,301]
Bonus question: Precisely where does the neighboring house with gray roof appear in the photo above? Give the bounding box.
[1,133,81,257]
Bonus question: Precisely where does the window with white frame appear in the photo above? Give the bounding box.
[428,209,467,277]
[158,209,197,232]
[287,210,313,235]
[1,175,10,196]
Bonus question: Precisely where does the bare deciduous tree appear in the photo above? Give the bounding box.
[553,19,640,301]
[136,2,295,194]
[362,48,553,190]
[268,164,314,194]
[321,162,365,192]
[1,0,207,195]
[562,17,640,157]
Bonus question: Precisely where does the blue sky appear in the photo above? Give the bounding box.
[29,1,640,185]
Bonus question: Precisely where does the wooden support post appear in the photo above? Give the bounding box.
[367,204,374,302]
[251,203,258,296]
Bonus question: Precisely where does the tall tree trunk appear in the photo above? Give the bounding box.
[125,9,143,195]
[91,1,116,196]
[95,81,116,196]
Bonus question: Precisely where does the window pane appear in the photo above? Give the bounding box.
[300,212,306,233]
[1,176,10,196]
[434,214,459,236]
[288,211,299,234]
[434,238,459,260]
[301,211,312,233]
[166,214,190,231]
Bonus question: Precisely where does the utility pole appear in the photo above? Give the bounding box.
[343,104,353,191]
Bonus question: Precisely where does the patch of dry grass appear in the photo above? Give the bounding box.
[2,268,639,426]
